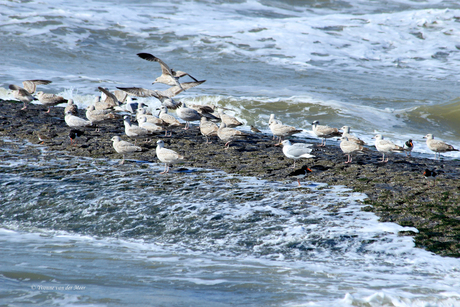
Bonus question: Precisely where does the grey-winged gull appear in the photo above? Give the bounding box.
[281,140,315,168]
[111,136,142,165]
[373,134,404,162]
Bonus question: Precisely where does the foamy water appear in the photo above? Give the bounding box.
[1,140,459,306]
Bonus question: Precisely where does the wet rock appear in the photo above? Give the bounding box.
[1,99,460,257]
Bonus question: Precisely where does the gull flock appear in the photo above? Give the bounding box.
[8,53,459,176]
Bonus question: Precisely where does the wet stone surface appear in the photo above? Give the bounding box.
[1,99,459,257]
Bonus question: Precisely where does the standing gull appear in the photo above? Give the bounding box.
[176,102,202,130]
[311,120,342,146]
[423,134,458,160]
[9,80,52,110]
[158,105,183,136]
[218,111,243,128]
[280,140,315,168]
[340,126,365,145]
[123,116,152,139]
[200,116,219,144]
[65,111,94,128]
[138,116,164,134]
[111,136,142,165]
[137,52,199,88]
[156,140,185,174]
[36,91,68,113]
[373,134,404,162]
[339,136,368,163]
[64,99,78,116]
[136,108,164,126]
[217,122,250,149]
[269,121,302,143]
[86,105,117,131]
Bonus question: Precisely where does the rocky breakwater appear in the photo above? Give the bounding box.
[1,99,459,257]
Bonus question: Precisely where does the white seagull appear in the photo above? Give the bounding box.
[281,140,315,168]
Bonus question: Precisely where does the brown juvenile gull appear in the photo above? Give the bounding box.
[176,102,202,130]
[423,134,458,160]
[64,99,78,116]
[200,116,219,144]
[22,80,52,94]
[269,121,302,143]
[86,105,117,131]
[158,105,183,136]
[281,140,315,168]
[218,110,243,128]
[96,87,120,110]
[340,126,365,145]
[339,136,369,163]
[137,52,199,89]
[311,120,342,147]
[9,84,37,110]
[9,80,52,110]
[136,108,164,126]
[156,139,185,174]
[372,134,404,162]
[111,136,142,165]
[65,111,94,128]
[36,91,68,113]
[117,80,205,110]
[138,116,164,134]
[217,122,250,149]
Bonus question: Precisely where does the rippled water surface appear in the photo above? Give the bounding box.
[1,139,460,306]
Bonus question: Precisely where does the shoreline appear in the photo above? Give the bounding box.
[1,99,459,258]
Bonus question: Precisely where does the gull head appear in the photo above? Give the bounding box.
[423,134,434,140]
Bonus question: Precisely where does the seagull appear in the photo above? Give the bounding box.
[289,166,313,186]
[86,105,117,127]
[423,134,458,160]
[339,136,369,163]
[137,52,199,88]
[136,108,164,126]
[311,120,342,147]
[156,139,185,174]
[158,105,183,136]
[372,134,404,162]
[123,115,152,139]
[199,116,219,144]
[280,140,315,168]
[111,136,142,165]
[36,91,67,113]
[403,139,414,157]
[138,116,164,134]
[218,111,243,128]
[217,122,250,149]
[65,111,94,128]
[176,102,202,130]
[117,80,205,109]
[96,87,120,110]
[269,121,302,143]
[9,80,52,110]
[423,168,444,186]
[64,99,78,116]
[340,126,365,145]
[69,129,84,146]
